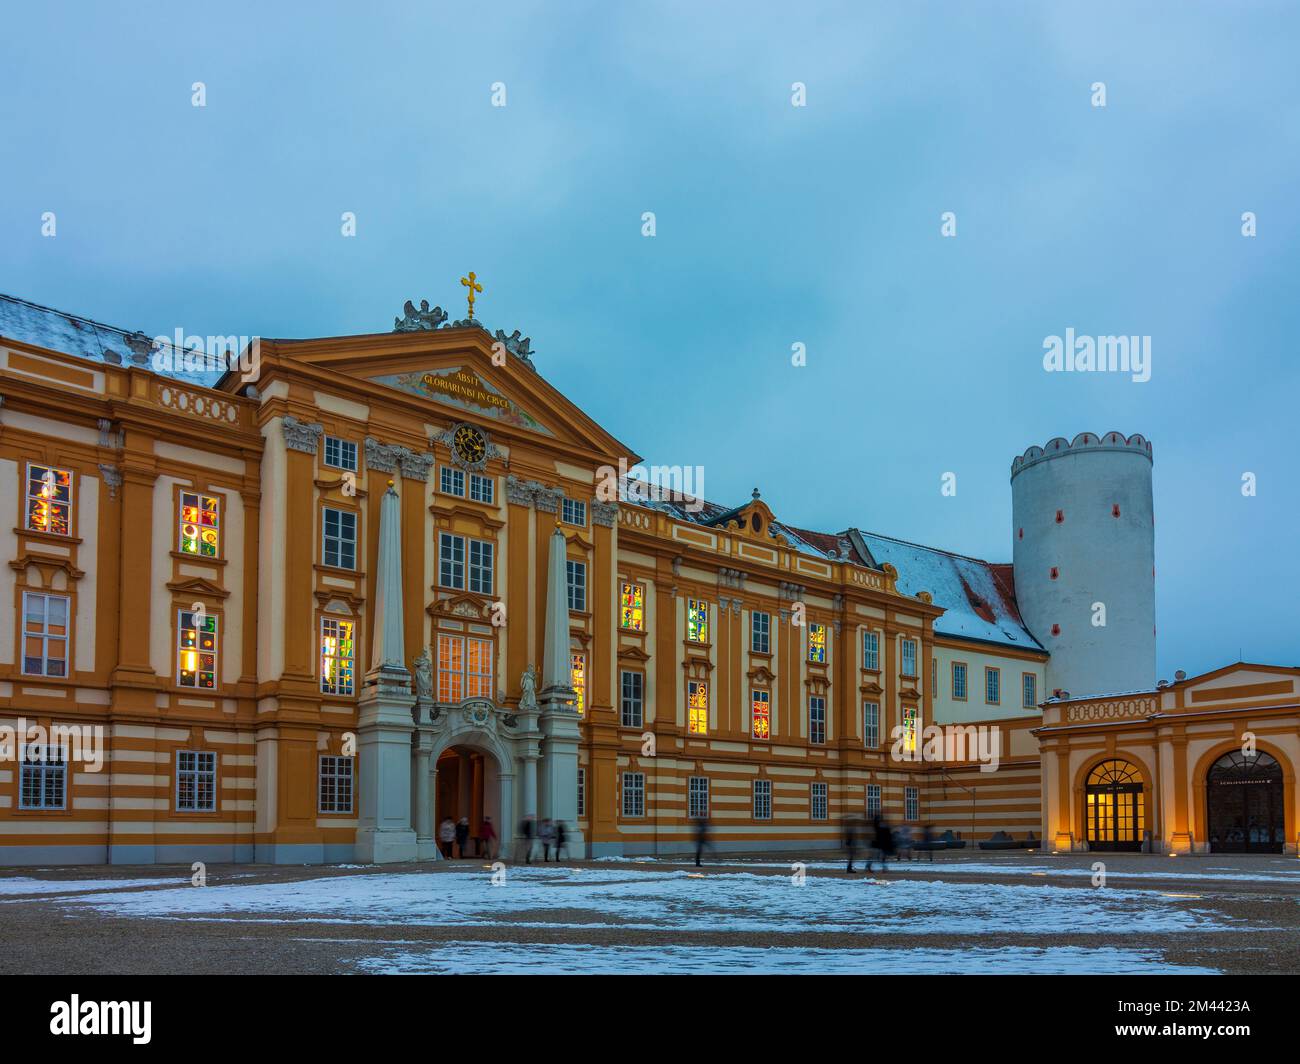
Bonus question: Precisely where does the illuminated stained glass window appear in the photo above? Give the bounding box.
[901,705,919,755]
[179,491,220,557]
[177,609,218,689]
[571,653,586,715]
[25,463,72,536]
[751,690,770,740]
[808,623,827,664]
[687,599,708,643]
[620,583,644,631]
[320,618,355,695]
[688,680,708,735]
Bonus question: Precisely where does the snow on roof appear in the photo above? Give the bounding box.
[0,292,223,387]
[856,531,1043,651]
[620,482,1037,651]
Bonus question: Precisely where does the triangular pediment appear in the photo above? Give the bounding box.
[258,325,640,466]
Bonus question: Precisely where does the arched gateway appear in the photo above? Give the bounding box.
[1206,751,1284,854]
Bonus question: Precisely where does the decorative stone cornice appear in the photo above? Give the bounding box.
[505,475,537,507]
[365,437,401,473]
[282,415,324,454]
[591,500,619,528]
[366,437,435,480]
[397,449,435,481]
[533,486,563,514]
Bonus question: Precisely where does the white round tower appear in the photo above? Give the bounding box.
[1010,431,1155,699]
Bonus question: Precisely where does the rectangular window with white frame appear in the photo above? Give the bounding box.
[863,700,880,748]
[753,778,772,820]
[562,498,586,526]
[19,745,66,810]
[1023,672,1038,709]
[437,633,493,702]
[688,776,709,820]
[905,785,919,821]
[952,661,968,700]
[439,532,465,589]
[811,781,828,820]
[620,670,644,728]
[319,755,354,814]
[323,436,358,472]
[901,638,917,677]
[862,630,879,670]
[566,559,587,611]
[865,783,881,819]
[176,750,217,812]
[440,466,465,497]
[469,473,494,504]
[21,591,69,677]
[809,696,826,745]
[468,539,494,595]
[985,666,1001,705]
[751,610,770,654]
[622,772,645,817]
[322,507,357,569]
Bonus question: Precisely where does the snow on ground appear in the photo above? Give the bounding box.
[621,857,1300,885]
[349,941,1218,975]
[48,865,1233,936]
[0,876,182,896]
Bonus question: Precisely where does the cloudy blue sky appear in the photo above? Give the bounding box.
[2,1,1297,677]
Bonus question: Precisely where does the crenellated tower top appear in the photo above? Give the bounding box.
[1011,431,1152,480]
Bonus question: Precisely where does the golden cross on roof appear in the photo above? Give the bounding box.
[460,271,483,320]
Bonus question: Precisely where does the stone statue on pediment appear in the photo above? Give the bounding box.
[412,647,433,702]
[520,664,539,712]
[493,328,536,367]
[394,299,449,332]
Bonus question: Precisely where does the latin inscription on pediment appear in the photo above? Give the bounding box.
[370,366,552,435]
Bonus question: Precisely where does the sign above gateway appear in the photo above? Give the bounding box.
[369,365,553,435]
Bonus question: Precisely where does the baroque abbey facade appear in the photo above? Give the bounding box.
[1,292,1296,863]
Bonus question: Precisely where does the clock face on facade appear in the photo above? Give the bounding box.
[452,424,487,465]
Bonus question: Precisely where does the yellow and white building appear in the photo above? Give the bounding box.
[0,291,1293,862]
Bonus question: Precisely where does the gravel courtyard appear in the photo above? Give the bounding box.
[3,851,1298,974]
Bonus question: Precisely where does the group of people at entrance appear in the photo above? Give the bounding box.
[514,816,571,862]
[438,816,498,859]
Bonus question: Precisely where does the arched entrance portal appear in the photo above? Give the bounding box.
[435,745,502,859]
[1086,759,1145,851]
[1207,751,1284,854]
